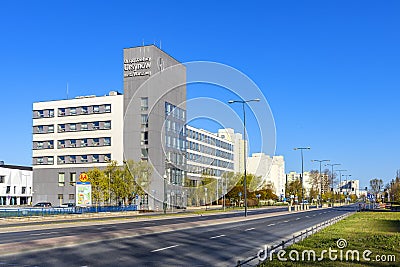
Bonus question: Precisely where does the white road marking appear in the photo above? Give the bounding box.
[210,234,226,239]
[295,218,301,220]
[305,216,310,218]
[151,244,180,252]
[245,228,255,232]
[267,223,275,227]
[283,220,289,223]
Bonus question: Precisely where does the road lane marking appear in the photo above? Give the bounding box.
[305,216,310,218]
[151,245,180,252]
[210,235,226,239]
[267,223,275,227]
[283,220,289,223]
[295,218,300,220]
[245,228,255,232]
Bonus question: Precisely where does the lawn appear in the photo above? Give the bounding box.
[259,212,400,267]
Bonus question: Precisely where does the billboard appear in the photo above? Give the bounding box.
[76,181,92,207]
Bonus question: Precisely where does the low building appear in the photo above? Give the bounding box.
[0,162,33,205]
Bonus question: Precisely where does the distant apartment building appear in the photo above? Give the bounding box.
[286,171,312,197]
[217,128,246,174]
[247,153,285,198]
[338,179,360,197]
[32,91,124,205]
[0,162,33,205]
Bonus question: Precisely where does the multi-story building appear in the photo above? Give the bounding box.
[247,153,285,198]
[0,162,33,205]
[32,92,124,205]
[217,128,246,174]
[286,171,312,197]
[338,179,360,197]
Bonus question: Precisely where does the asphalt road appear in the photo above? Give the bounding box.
[0,205,357,267]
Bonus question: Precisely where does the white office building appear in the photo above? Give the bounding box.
[0,163,33,206]
[247,153,286,198]
[286,171,312,197]
[32,91,124,205]
[217,128,246,174]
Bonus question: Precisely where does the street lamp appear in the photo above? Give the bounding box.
[311,159,330,208]
[294,147,311,206]
[228,98,260,217]
[326,163,341,207]
[336,170,347,205]
[163,174,167,214]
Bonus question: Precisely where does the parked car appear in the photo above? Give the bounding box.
[33,202,52,207]
[60,203,75,208]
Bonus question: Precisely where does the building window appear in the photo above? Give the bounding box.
[58,194,63,200]
[0,176,4,183]
[69,124,77,132]
[37,125,44,134]
[104,154,111,162]
[58,173,65,186]
[92,154,99,163]
[70,139,77,147]
[93,121,100,130]
[48,125,54,133]
[81,106,88,114]
[141,131,148,145]
[36,157,44,165]
[22,187,26,194]
[48,140,54,149]
[81,139,88,147]
[70,173,76,185]
[58,140,65,148]
[93,105,100,113]
[6,186,10,194]
[105,104,111,113]
[141,148,148,158]
[81,155,88,163]
[37,110,44,118]
[69,155,76,164]
[104,137,111,146]
[37,141,44,149]
[49,109,54,117]
[141,97,148,111]
[81,123,88,131]
[93,138,100,146]
[58,156,65,164]
[69,107,77,116]
[141,114,148,127]
[104,121,111,130]
[69,194,75,200]
[59,108,66,116]
[58,124,65,132]
[47,157,54,165]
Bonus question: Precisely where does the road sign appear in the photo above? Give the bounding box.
[238,192,242,197]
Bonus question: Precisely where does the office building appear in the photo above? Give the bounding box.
[32,91,124,205]
[247,153,285,198]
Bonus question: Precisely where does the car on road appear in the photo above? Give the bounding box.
[33,202,52,207]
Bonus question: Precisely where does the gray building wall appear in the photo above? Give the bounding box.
[123,45,186,210]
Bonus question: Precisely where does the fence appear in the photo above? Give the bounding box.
[0,205,138,218]
[236,212,354,267]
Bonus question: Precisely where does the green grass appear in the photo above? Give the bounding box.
[259,212,400,267]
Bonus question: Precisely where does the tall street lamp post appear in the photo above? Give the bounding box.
[311,159,330,208]
[326,163,341,207]
[163,174,167,214]
[294,147,311,206]
[336,170,347,205]
[228,98,260,217]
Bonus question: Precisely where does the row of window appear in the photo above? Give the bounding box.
[33,104,111,119]
[33,154,111,165]
[0,185,31,195]
[165,135,186,151]
[187,153,234,169]
[187,129,233,151]
[33,121,111,134]
[33,137,111,150]
[186,165,229,177]
[165,167,185,186]
[165,102,186,121]
[187,141,234,160]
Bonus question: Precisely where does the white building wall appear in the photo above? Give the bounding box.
[247,153,286,198]
[32,92,124,168]
[0,165,33,205]
[217,128,246,174]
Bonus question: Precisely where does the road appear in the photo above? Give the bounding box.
[0,205,357,267]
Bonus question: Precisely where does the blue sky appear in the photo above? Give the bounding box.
[1,1,399,188]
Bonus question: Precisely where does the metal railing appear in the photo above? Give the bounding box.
[236,212,354,267]
[0,205,138,218]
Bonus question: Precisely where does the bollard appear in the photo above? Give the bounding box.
[288,205,291,212]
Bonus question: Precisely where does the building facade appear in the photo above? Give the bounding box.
[32,92,124,205]
[0,163,33,205]
[247,153,285,198]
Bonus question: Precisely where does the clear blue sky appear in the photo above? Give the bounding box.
[1,1,399,189]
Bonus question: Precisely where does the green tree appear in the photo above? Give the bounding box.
[87,168,107,206]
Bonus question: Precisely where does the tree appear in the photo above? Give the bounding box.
[370,178,383,199]
[87,168,107,206]
[286,180,302,201]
